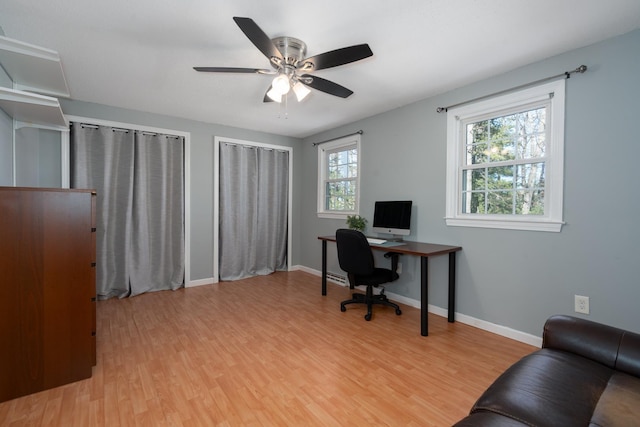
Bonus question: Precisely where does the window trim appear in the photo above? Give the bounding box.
[317,134,361,219]
[445,79,565,232]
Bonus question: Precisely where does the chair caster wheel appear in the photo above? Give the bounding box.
[340,305,346,312]
[395,308,402,315]
[365,313,372,321]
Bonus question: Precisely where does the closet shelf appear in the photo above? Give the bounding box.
[0,35,70,98]
[0,86,68,130]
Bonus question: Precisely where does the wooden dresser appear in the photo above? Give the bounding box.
[0,187,96,402]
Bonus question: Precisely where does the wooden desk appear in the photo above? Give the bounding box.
[318,236,462,336]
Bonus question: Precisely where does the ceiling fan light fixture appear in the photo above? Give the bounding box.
[292,82,311,102]
[271,74,291,95]
[266,87,283,103]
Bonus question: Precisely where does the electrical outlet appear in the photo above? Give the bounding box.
[575,295,590,314]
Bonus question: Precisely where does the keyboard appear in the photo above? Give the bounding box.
[366,237,387,245]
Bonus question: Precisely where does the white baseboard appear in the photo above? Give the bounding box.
[186,277,216,288]
[291,264,316,275]
[454,313,542,347]
[294,265,542,347]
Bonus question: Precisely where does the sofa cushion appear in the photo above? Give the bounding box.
[469,349,612,426]
[590,372,640,426]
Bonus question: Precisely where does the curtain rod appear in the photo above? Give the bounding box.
[312,130,363,146]
[74,122,181,138]
[222,141,288,153]
[436,65,587,113]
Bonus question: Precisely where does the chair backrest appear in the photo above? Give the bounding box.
[336,229,375,276]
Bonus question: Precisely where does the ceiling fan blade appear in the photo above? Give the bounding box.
[301,74,353,98]
[233,17,284,61]
[193,67,274,74]
[301,44,373,71]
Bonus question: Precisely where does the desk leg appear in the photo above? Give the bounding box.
[448,251,456,323]
[321,240,327,296]
[421,256,429,336]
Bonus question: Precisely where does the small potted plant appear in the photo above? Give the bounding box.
[346,215,367,232]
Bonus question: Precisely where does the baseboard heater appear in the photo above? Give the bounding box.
[326,272,347,285]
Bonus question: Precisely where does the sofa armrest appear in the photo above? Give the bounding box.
[543,315,640,375]
[617,329,640,377]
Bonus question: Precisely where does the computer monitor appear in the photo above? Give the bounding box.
[372,200,412,239]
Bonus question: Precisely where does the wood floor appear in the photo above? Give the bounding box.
[0,271,536,426]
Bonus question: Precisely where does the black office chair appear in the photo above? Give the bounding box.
[336,228,402,321]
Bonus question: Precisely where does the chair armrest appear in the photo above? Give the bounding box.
[384,252,400,272]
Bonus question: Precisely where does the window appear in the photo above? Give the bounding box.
[317,134,361,218]
[445,80,565,232]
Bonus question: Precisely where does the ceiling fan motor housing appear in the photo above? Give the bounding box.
[271,36,307,68]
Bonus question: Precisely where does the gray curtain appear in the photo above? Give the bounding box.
[70,123,184,299]
[219,142,288,280]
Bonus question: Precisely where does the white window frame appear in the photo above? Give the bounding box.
[317,134,361,219]
[445,79,565,232]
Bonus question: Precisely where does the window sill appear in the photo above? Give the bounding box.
[445,216,564,232]
[317,212,356,220]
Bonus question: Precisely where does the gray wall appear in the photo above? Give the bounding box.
[0,66,14,185]
[14,127,62,187]
[298,29,640,336]
[0,109,12,185]
[59,99,302,282]
[0,65,10,87]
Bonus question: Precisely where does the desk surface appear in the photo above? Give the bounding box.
[318,235,461,257]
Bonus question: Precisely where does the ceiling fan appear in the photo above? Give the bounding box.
[194,17,373,103]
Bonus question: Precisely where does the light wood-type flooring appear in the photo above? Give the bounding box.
[0,271,536,426]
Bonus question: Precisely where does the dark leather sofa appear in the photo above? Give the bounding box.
[454,315,640,426]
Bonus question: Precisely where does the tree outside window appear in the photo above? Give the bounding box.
[462,108,546,215]
[326,147,358,211]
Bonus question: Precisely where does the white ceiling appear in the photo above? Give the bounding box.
[2,0,640,138]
